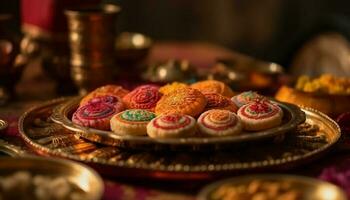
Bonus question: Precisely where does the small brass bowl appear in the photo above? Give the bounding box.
[198,174,347,200]
[210,57,284,91]
[115,32,152,63]
[0,156,104,200]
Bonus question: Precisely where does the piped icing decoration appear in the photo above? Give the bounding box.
[197,109,242,136]
[122,84,162,111]
[80,85,129,106]
[72,102,117,130]
[237,99,283,131]
[204,93,238,112]
[191,80,234,97]
[147,113,196,138]
[120,109,156,122]
[231,91,261,108]
[155,87,207,117]
[110,109,156,136]
[152,114,192,130]
[87,95,125,111]
[239,99,279,119]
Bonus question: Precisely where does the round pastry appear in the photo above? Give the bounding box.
[203,93,238,112]
[191,80,234,97]
[159,82,188,95]
[155,87,207,117]
[86,95,125,111]
[72,102,120,130]
[122,84,162,111]
[80,85,129,106]
[237,100,283,131]
[110,109,156,136]
[231,91,262,108]
[197,109,242,137]
[147,113,196,138]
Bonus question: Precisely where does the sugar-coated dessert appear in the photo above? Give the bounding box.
[110,109,156,136]
[159,82,188,95]
[203,93,238,112]
[122,84,162,111]
[231,91,261,108]
[86,95,125,110]
[155,87,207,117]
[80,85,129,106]
[197,109,242,137]
[237,100,283,131]
[72,101,121,130]
[147,113,196,138]
[191,80,234,97]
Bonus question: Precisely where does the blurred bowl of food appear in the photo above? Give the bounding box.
[115,32,152,64]
[198,174,347,200]
[275,74,350,117]
[207,57,284,94]
[142,59,196,83]
[0,156,103,200]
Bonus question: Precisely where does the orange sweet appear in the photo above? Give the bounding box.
[203,93,238,112]
[155,87,207,117]
[191,80,234,97]
[80,85,130,106]
[159,82,188,95]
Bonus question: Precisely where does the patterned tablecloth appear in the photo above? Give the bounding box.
[1,42,350,200]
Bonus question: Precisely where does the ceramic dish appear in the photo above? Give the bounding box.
[198,174,347,200]
[50,97,306,148]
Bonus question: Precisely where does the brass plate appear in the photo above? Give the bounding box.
[50,97,306,149]
[0,156,103,200]
[18,98,341,179]
[198,174,347,200]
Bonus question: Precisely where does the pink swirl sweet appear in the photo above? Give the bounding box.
[237,100,283,131]
[87,95,125,111]
[123,85,162,111]
[72,102,118,130]
[147,113,196,138]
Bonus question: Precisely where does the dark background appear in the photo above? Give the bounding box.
[2,0,350,64]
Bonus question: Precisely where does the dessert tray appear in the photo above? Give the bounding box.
[18,98,341,179]
[50,97,306,149]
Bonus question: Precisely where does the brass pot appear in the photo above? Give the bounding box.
[65,4,121,95]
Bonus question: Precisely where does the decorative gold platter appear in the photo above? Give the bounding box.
[0,156,103,200]
[18,98,341,180]
[50,97,306,149]
[198,174,347,200]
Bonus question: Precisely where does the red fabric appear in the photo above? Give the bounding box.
[21,0,101,33]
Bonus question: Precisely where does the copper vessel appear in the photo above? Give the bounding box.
[65,4,121,95]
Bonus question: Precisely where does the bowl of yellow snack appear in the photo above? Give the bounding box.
[275,74,350,117]
[198,174,347,200]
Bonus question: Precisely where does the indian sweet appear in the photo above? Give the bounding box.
[147,113,196,138]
